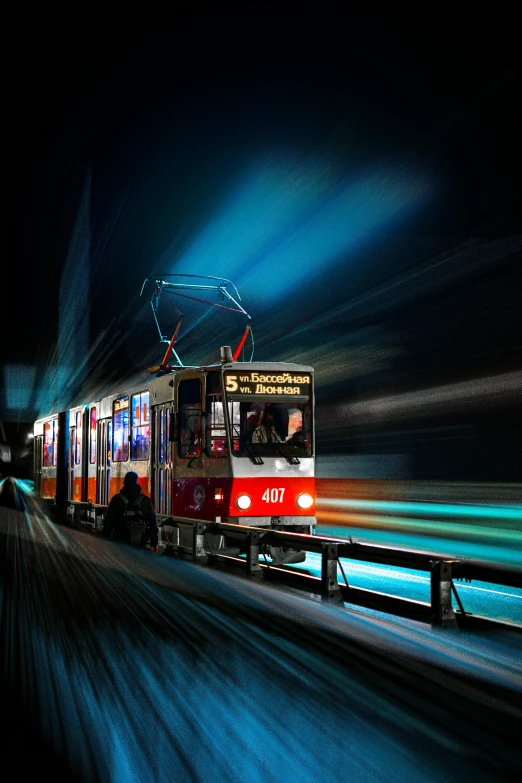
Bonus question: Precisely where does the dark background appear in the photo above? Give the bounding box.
[2,10,521,480]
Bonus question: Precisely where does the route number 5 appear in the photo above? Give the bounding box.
[226,376,238,392]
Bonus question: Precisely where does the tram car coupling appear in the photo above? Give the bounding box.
[32,352,316,565]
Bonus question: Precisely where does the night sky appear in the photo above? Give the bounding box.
[3,12,522,478]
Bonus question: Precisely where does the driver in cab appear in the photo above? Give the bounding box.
[252,405,282,444]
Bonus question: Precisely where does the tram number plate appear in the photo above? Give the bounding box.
[262,488,285,503]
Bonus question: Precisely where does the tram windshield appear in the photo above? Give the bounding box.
[228,401,312,457]
[223,370,313,458]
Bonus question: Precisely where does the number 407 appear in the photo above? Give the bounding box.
[262,488,285,502]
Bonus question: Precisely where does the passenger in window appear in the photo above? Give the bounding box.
[44,443,53,467]
[134,431,148,460]
[181,411,202,456]
[252,406,282,444]
[285,428,306,449]
[238,413,258,453]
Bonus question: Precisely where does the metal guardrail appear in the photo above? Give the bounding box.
[66,500,521,630]
[169,519,522,630]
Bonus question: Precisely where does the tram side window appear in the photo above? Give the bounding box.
[178,379,202,458]
[43,419,59,467]
[131,391,150,460]
[90,408,97,464]
[113,397,129,462]
[165,409,170,462]
[159,410,164,463]
[75,411,82,464]
[206,372,227,457]
[52,419,58,466]
[43,422,53,467]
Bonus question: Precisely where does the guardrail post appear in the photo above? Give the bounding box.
[321,543,342,602]
[192,522,207,564]
[246,532,262,578]
[431,561,458,628]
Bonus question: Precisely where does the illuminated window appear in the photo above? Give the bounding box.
[113,397,129,462]
[229,402,312,457]
[131,391,150,461]
[43,419,58,467]
[90,407,97,464]
[52,419,58,466]
[75,411,82,465]
[206,372,227,457]
[178,379,202,458]
[107,421,112,464]
[165,409,170,463]
[159,409,164,463]
[43,422,53,467]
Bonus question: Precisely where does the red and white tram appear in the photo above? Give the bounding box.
[33,277,316,564]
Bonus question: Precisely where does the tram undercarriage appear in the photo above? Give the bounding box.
[159,517,315,565]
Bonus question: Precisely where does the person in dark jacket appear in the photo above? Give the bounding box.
[0,476,27,512]
[102,471,159,551]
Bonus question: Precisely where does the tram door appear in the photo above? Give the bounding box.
[96,419,111,505]
[34,436,43,495]
[68,424,76,501]
[152,403,173,516]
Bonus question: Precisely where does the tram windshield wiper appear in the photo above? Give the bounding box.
[276,446,300,465]
[244,443,264,464]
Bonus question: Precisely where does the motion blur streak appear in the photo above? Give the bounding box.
[315,478,522,564]
[320,498,522,519]
[1,494,521,781]
[16,170,93,419]
[279,234,521,342]
[318,510,522,548]
[173,155,430,302]
[2,366,37,412]
[54,169,91,412]
[343,370,522,419]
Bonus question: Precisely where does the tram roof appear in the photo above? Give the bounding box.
[218,362,314,372]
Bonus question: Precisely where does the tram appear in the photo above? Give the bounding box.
[33,276,316,564]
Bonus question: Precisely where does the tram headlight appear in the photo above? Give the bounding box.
[235,493,252,511]
[296,493,314,510]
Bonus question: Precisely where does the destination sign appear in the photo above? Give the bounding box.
[224,371,311,398]
[114,396,129,412]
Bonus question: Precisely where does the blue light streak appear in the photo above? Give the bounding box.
[2,496,522,781]
[173,155,431,303]
[321,497,522,520]
[3,364,36,411]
